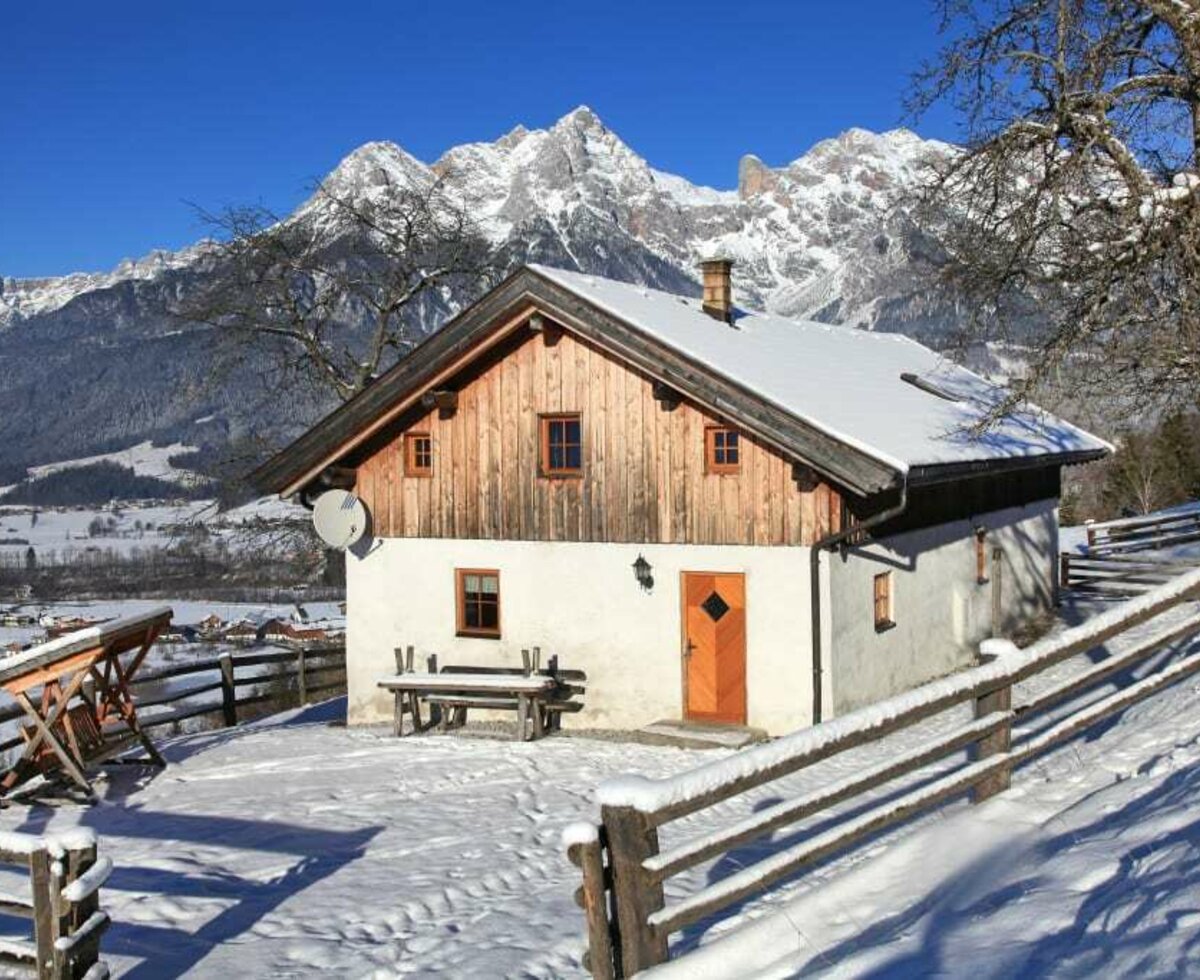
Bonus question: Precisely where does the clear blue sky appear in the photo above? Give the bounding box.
[2,0,957,278]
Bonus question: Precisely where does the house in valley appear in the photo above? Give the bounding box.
[252,262,1109,735]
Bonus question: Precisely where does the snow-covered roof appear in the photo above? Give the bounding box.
[530,264,1111,474]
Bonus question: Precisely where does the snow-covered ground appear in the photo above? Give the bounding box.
[0,539,1192,977]
[25,441,202,487]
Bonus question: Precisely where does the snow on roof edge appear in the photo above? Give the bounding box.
[528,263,1109,474]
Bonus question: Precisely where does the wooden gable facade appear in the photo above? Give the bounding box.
[350,314,844,547]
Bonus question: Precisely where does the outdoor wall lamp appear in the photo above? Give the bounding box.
[632,554,654,592]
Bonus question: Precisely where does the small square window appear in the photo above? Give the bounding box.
[405,433,433,477]
[705,426,741,474]
[456,569,500,638]
[540,414,582,477]
[873,572,894,631]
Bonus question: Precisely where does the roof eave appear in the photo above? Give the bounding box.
[250,267,905,499]
[906,446,1111,487]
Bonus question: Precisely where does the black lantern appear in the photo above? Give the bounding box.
[632,554,654,592]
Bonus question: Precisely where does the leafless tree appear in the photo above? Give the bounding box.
[1107,429,1165,512]
[909,0,1200,422]
[182,168,497,403]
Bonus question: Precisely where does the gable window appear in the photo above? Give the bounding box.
[540,413,582,477]
[404,433,433,477]
[873,572,894,631]
[456,569,500,638]
[705,426,741,474]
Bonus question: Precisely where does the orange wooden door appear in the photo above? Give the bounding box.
[682,572,746,724]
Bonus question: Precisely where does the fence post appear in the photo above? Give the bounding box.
[990,547,1004,637]
[297,647,308,705]
[28,844,54,978]
[567,833,617,980]
[600,805,668,973]
[57,836,102,978]
[219,654,237,728]
[1085,519,1096,550]
[971,651,1013,804]
[1059,553,1070,591]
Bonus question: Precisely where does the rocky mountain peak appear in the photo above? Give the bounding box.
[0,112,968,477]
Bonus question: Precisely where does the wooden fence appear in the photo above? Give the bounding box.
[566,567,1200,977]
[0,643,347,760]
[1059,552,1198,597]
[0,827,110,978]
[1083,505,1200,556]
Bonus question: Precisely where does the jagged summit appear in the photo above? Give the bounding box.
[0,110,962,474]
[3,109,947,325]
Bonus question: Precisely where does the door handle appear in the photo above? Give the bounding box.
[684,639,696,657]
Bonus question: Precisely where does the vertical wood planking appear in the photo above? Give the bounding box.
[358,326,840,549]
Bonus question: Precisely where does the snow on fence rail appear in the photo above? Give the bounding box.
[0,643,347,761]
[566,566,1200,977]
[0,827,111,978]
[1083,503,1200,556]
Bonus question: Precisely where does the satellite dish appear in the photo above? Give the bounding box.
[312,490,369,549]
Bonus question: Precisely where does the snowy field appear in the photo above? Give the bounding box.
[0,495,307,560]
[0,557,1195,975]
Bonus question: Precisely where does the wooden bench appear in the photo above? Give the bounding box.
[0,607,171,800]
[377,649,587,741]
[432,661,587,735]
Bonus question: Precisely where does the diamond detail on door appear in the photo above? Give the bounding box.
[701,591,730,622]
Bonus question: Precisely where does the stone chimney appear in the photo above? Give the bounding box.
[700,259,734,323]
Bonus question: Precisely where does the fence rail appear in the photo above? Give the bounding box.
[1084,505,1200,556]
[1059,552,1195,596]
[0,828,111,978]
[0,643,347,760]
[567,566,1200,977]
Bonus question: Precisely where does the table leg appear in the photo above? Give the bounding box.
[516,695,529,741]
[14,693,93,797]
[531,697,545,740]
[91,661,166,767]
[409,693,423,734]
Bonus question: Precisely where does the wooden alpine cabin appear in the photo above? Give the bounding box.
[253,262,1110,735]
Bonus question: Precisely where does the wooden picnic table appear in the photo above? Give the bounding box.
[0,606,172,800]
[378,672,558,741]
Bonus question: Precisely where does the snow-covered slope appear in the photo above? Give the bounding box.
[25,440,202,487]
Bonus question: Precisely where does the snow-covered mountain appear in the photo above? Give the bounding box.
[0,106,962,480]
[2,106,951,329]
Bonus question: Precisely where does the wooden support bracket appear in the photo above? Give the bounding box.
[651,380,680,411]
[420,389,458,419]
[792,461,820,492]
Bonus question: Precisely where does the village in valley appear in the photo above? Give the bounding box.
[3,1,1200,978]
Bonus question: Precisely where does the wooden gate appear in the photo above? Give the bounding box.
[681,572,746,724]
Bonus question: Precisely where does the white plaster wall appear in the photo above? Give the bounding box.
[345,538,817,735]
[826,498,1059,714]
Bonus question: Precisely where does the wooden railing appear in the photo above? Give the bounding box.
[1084,504,1200,556]
[566,567,1200,977]
[1059,552,1197,596]
[0,643,347,760]
[0,827,110,978]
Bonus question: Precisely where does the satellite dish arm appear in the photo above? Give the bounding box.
[295,466,358,510]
